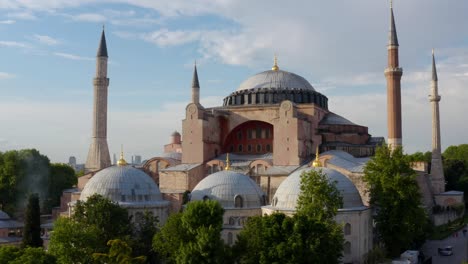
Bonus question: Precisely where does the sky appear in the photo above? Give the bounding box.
[0,0,467,164]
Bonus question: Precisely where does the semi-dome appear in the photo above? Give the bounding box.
[271,167,363,210]
[236,70,315,92]
[191,170,266,208]
[80,165,163,204]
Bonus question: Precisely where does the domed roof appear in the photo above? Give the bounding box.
[80,165,163,204]
[271,167,363,210]
[191,170,266,208]
[236,70,315,92]
[0,210,10,220]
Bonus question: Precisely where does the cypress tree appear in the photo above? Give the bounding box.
[22,193,43,248]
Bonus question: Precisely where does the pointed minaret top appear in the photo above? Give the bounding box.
[224,153,231,171]
[312,146,322,167]
[97,28,108,58]
[117,145,127,166]
[389,1,399,46]
[272,54,279,71]
[192,62,200,88]
[432,49,438,82]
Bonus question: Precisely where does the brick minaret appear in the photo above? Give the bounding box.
[384,1,403,149]
[191,62,200,104]
[429,50,445,194]
[85,28,111,172]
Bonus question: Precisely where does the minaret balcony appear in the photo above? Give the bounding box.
[93,78,110,86]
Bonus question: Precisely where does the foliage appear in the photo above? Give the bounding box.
[429,214,468,240]
[153,200,226,264]
[233,169,344,264]
[93,239,146,264]
[443,144,468,163]
[0,246,56,264]
[48,217,102,264]
[48,163,77,209]
[406,151,432,163]
[22,193,43,248]
[49,195,133,263]
[364,145,429,257]
[131,211,160,264]
[0,150,21,215]
[363,245,388,264]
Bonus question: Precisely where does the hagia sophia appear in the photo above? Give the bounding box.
[33,3,463,264]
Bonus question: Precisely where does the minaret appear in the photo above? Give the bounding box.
[429,50,445,194]
[384,0,403,149]
[85,28,111,172]
[191,62,200,104]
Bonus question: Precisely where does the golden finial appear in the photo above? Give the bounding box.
[312,146,322,167]
[117,145,127,166]
[390,0,393,8]
[225,153,231,171]
[272,54,279,71]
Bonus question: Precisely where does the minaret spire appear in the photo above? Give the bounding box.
[429,50,445,194]
[85,28,111,172]
[384,0,403,150]
[191,61,200,104]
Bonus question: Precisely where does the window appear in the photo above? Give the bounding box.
[256,144,262,152]
[238,144,243,152]
[266,144,271,152]
[247,130,252,139]
[344,223,351,235]
[121,195,126,202]
[344,241,351,255]
[229,217,235,225]
[234,195,243,208]
[256,127,261,138]
[261,195,267,206]
[237,131,242,140]
[247,144,252,152]
[229,145,234,152]
[266,129,271,139]
[227,232,233,245]
[272,197,278,207]
[261,129,266,139]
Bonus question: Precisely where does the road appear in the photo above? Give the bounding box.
[422,228,467,264]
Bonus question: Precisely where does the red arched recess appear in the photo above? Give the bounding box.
[222,121,273,154]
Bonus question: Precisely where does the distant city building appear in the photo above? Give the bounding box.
[113,153,117,165]
[68,156,76,166]
[134,155,142,165]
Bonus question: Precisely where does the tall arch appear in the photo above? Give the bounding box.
[223,121,273,154]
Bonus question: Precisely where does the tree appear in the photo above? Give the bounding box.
[153,200,226,264]
[0,151,21,215]
[48,163,77,209]
[93,239,146,264]
[49,195,133,263]
[132,211,160,263]
[443,144,468,163]
[0,245,22,263]
[233,169,344,264]
[22,193,43,248]
[364,145,428,257]
[9,247,56,264]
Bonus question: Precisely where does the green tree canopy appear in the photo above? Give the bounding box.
[49,194,133,264]
[0,151,21,215]
[9,247,56,264]
[153,200,226,264]
[233,169,344,264]
[48,163,77,209]
[131,211,160,264]
[443,144,468,162]
[22,193,43,248]
[93,239,146,264]
[364,145,428,257]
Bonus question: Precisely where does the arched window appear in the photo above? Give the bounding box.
[229,217,235,225]
[344,241,351,255]
[238,144,243,152]
[344,223,351,236]
[256,144,262,152]
[227,232,233,245]
[247,144,252,152]
[272,197,278,207]
[261,195,267,206]
[234,195,243,208]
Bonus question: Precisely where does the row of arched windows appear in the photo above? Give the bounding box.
[229,144,272,153]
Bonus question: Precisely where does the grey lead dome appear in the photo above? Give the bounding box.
[80,165,163,204]
[236,69,315,92]
[191,170,266,208]
[271,167,363,210]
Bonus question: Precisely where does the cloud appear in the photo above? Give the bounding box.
[0,72,15,79]
[71,13,107,23]
[33,34,60,46]
[142,29,202,46]
[7,11,37,20]
[0,20,15,24]
[54,52,93,61]
[0,40,31,49]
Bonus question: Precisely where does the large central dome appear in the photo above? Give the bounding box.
[236,69,315,92]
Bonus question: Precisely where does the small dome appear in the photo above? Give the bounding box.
[171,131,181,137]
[191,170,265,208]
[271,167,363,210]
[80,165,163,204]
[236,70,315,92]
[0,210,10,220]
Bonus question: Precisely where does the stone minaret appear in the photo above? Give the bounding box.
[384,1,403,149]
[429,50,445,194]
[85,29,111,172]
[191,63,200,104]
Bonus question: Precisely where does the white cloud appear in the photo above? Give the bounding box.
[142,29,202,47]
[71,13,106,23]
[0,40,31,49]
[0,20,15,24]
[54,52,93,61]
[7,11,36,20]
[33,34,60,46]
[0,72,15,79]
